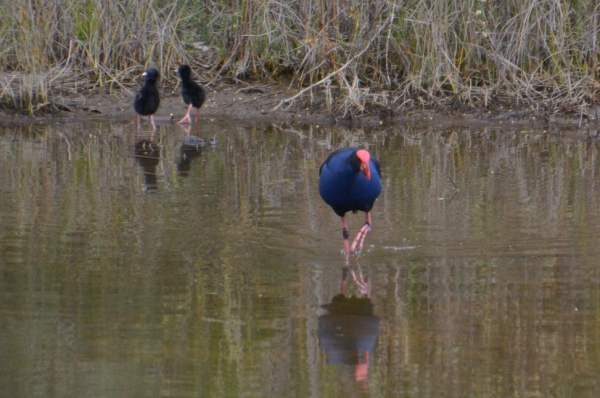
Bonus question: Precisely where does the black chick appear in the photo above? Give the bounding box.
[177,64,206,124]
[134,67,160,130]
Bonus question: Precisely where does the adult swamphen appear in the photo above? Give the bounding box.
[177,64,206,124]
[134,67,160,130]
[319,147,382,254]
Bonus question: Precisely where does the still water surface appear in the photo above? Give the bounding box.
[1,120,600,397]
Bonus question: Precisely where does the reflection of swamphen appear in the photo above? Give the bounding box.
[319,147,382,254]
[318,294,380,384]
[134,68,160,131]
[177,64,206,124]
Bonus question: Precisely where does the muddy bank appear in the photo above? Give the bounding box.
[2,80,600,132]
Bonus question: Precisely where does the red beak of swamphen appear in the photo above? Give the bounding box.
[357,149,371,180]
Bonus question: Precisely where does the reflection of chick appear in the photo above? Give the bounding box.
[134,139,160,193]
[177,137,205,177]
[318,293,380,384]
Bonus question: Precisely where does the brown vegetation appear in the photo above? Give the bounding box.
[1,0,600,119]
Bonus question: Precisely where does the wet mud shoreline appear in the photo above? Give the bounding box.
[2,81,600,133]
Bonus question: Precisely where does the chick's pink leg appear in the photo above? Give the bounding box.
[150,116,157,131]
[178,103,193,124]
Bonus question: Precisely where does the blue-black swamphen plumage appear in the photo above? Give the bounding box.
[319,147,382,254]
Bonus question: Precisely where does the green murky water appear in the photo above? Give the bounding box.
[1,120,600,397]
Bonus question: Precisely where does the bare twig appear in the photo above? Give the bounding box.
[273,16,393,111]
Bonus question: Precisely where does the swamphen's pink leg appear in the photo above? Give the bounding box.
[341,216,351,254]
[350,212,372,254]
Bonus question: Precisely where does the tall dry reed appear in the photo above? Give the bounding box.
[1,0,599,116]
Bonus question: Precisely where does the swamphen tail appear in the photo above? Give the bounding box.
[319,147,382,254]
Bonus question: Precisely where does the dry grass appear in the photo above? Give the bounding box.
[1,0,599,116]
